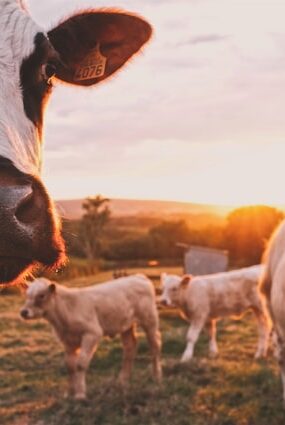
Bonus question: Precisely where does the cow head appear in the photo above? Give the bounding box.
[160,273,191,306]
[0,0,152,285]
[20,277,56,319]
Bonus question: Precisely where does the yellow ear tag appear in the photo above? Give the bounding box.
[74,43,107,81]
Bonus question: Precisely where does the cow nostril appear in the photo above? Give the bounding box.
[15,189,37,224]
[20,309,29,319]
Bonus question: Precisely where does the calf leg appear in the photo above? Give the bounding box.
[144,326,162,382]
[65,350,79,398]
[252,305,270,359]
[181,318,205,363]
[276,334,285,405]
[207,319,218,358]
[73,333,100,400]
[118,326,137,385]
[271,328,279,359]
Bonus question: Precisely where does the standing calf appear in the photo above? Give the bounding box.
[20,275,162,399]
[260,220,285,405]
[160,266,270,362]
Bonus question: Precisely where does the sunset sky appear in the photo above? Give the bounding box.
[29,0,285,206]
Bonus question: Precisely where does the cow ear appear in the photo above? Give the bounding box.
[48,283,56,294]
[20,282,29,291]
[180,275,192,289]
[48,10,152,87]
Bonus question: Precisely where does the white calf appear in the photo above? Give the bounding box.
[160,266,270,362]
[20,275,162,399]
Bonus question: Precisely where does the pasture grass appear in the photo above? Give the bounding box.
[0,269,285,425]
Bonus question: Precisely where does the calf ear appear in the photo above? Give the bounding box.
[48,10,152,86]
[180,275,192,289]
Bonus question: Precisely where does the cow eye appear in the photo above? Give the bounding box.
[41,63,56,82]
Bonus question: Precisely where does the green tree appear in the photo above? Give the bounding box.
[225,205,284,266]
[80,195,111,264]
[149,220,191,259]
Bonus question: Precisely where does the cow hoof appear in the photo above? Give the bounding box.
[154,371,163,384]
[74,393,87,401]
[254,351,266,359]
[180,356,192,363]
[117,376,130,389]
[63,391,73,399]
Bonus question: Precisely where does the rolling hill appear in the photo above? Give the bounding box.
[56,198,232,224]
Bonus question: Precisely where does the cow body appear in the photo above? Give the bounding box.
[160,266,270,362]
[260,220,285,404]
[21,275,162,399]
[0,0,151,285]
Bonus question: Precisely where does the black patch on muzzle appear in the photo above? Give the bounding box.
[0,156,66,285]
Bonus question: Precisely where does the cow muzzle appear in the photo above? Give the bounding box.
[20,308,30,319]
[0,169,66,285]
[157,296,170,308]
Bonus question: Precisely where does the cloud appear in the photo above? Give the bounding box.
[177,34,230,47]
[26,0,285,205]
[43,137,285,205]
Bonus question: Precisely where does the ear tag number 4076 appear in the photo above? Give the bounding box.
[74,44,107,81]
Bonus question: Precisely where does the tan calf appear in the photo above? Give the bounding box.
[20,275,162,399]
[160,266,270,362]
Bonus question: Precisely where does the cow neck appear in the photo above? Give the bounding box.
[177,288,189,312]
[45,286,75,331]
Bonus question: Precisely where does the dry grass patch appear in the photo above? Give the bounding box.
[0,270,284,424]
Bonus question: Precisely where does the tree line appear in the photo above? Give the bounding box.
[63,196,284,268]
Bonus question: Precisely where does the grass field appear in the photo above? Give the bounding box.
[1,269,285,425]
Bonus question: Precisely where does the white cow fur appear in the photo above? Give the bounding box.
[160,266,270,362]
[260,220,285,404]
[21,275,162,399]
[0,0,43,175]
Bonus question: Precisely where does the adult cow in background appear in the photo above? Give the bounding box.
[0,0,151,285]
[260,220,285,405]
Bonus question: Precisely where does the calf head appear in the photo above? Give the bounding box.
[20,277,56,319]
[0,0,152,285]
[160,273,191,306]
